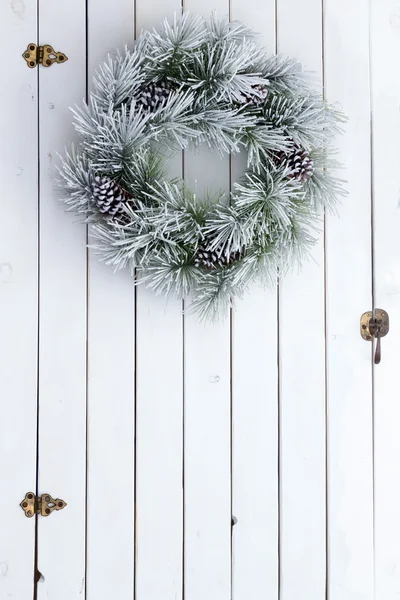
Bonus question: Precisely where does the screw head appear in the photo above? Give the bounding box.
[27,510,33,517]
[45,508,50,515]
[27,493,33,499]
[58,502,64,508]
[29,45,35,51]
[362,324,367,330]
[366,336,372,341]
[45,496,50,502]
[29,61,35,67]
[22,502,28,508]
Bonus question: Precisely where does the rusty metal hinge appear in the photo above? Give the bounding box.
[360,309,389,365]
[20,492,67,518]
[22,44,68,69]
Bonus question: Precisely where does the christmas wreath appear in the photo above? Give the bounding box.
[59,13,344,320]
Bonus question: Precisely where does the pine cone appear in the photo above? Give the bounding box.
[92,176,133,218]
[240,84,268,107]
[137,80,175,113]
[276,145,314,182]
[194,244,242,270]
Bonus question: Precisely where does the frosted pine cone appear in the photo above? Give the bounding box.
[194,244,242,270]
[240,84,268,107]
[92,176,133,218]
[277,145,314,183]
[137,80,175,112]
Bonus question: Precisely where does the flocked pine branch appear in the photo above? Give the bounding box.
[57,12,346,320]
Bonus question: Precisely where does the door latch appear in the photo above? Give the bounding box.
[360,309,389,365]
[22,44,68,69]
[20,492,67,518]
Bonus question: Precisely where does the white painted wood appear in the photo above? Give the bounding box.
[184,311,231,600]
[135,292,184,600]
[0,1,38,598]
[86,3,135,598]
[371,2,400,599]
[231,289,279,600]
[324,2,374,598]
[229,2,279,599]
[277,2,326,598]
[4,1,397,596]
[36,1,87,598]
[183,4,231,596]
[134,4,184,600]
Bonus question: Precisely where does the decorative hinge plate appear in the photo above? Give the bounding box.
[22,44,68,69]
[360,309,389,341]
[20,492,67,518]
[360,308,389,364]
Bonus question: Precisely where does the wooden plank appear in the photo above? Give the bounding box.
[134,4,184,600]
[86,2,135,598]
[276,1,326,598]
[182,5,231,599]
[184,308,231,600]
[229,2,279,599]
[0,1,38,598]
[324,1,374,598]
[36,0,87,598]
[371,2,400,599]
[135,292,184,600]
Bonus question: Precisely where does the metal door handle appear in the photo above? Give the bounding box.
[374,331,381,365]
[360,309,389,365]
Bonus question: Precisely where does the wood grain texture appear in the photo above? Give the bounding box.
[36,0,87,597]
[324,1,374,598]
[0,1,38,597]
[277,1,326,598]
[86,1,135,598]
[230,3,279,600]
[371,2,400,598]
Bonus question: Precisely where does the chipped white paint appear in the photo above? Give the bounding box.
[10,0,25,19]
[0,264,13,283]
[389,9,400,28]
[2,1,400,599]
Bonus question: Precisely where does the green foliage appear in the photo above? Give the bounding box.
[58,13,345,320]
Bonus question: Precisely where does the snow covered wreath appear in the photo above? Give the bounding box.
[59,13,344,320]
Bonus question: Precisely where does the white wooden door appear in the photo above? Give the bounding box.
[1,1,400,599]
